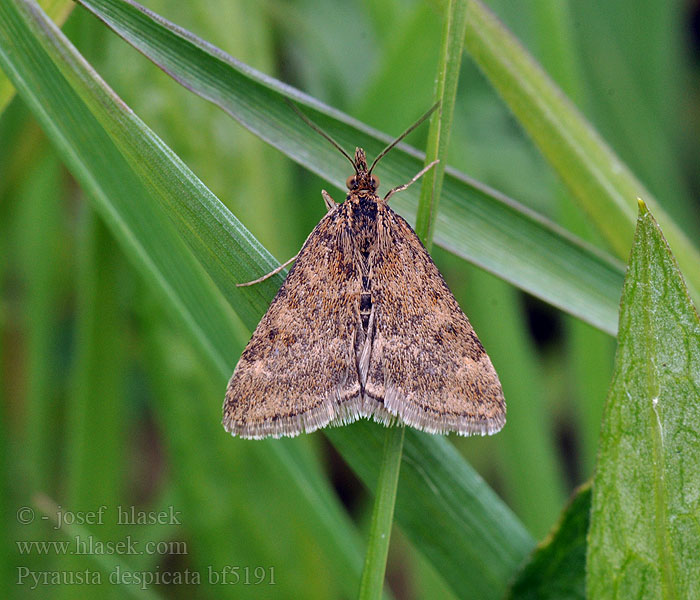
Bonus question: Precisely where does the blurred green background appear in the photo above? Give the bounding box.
[2,0,699,598]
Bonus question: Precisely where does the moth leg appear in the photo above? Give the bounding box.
[383,159,439,203]
[239,190,335,289]
[322,190,338,212]
[236,254,298,287]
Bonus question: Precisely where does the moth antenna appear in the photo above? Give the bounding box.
[368,102,440,174]
[286,99,357,171]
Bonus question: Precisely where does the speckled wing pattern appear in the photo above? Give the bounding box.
[363,205,506,435]
[223,189,505,439]
[223,205,362,439]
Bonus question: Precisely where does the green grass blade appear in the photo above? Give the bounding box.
[463,0,700,304]
[0,1,532,597]
[414,0,467,244]
[67,211,126,514]
[0,1,240,377]
[62,210,128,597]
[570,2,694,227]
[73,0,626,335]
[13,150,64,495]
[0,0,73,113]
[586,201,700,599]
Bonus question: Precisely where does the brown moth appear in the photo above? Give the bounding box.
[224,110,505,439]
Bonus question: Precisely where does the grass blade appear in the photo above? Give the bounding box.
[414,0,467,244]
[463,0,700,304]
[0,0,73,113]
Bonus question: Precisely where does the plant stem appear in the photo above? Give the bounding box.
[357,426,405,599]
[414,0,468,244]
[357,1,468,598]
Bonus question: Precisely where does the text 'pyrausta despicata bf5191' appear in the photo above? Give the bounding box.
[223,105,505,439]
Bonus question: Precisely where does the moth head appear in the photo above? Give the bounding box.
[347,148,380,192]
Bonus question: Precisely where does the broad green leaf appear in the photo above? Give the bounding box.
[0,1,532,597]
[74,0,625,335]
[508,483,590,600]
[463,0,700,305]
[586,201,700,599]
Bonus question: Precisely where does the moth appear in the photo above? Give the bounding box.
[223,107,505,439]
